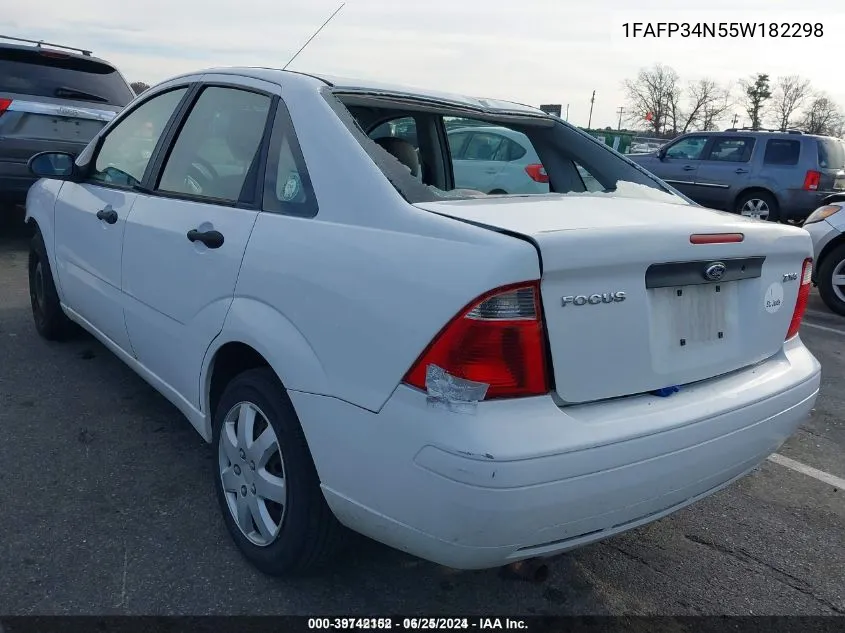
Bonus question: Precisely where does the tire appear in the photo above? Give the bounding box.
[28,229,74,341]
[817,243,845,317]
[212,367,348,575]
[735,191,779,222]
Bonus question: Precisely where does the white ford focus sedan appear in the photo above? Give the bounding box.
[24,67,821,576]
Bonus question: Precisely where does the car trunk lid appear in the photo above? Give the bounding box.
[415,192,813,404]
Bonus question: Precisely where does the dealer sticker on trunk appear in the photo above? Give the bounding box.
[764,282,784,314]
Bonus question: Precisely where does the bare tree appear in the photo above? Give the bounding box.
[623,64,680,136]
[701,85,734,131]
[800,94,844,136]
[740,73,772,130]
[771,75,812,131]
[130,81,150,95]
[680,79,732,132]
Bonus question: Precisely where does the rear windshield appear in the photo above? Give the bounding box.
[327,90,690,207]
[0,48,134,106]
[818,138,845,170]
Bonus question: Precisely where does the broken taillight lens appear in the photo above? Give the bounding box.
[402,281,549,399]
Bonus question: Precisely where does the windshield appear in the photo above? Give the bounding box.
[0,48,134,106]
[329,91,691,207]
[818,138,845,170]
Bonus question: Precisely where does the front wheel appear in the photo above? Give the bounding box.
[212,367,348,575]
[735,191,778,222]
[817,243,845,316]
[28,229,74,341]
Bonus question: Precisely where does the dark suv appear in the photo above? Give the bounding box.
[0,35,135,209]
[629,128,845,223]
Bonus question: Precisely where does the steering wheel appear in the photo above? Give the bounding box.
[184,158,219,196]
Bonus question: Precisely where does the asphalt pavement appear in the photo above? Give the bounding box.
[0,223,843,616]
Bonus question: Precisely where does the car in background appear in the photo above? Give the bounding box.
[803,193,845,315]
[629,129,845,223]
[0,35,134,211]
[445,125,551,194]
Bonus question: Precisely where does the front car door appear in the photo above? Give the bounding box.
[53,86,189,352]
[641,134,710,201]
[450,130,507,193]
[120,77,274,407]
[694,136,757,211]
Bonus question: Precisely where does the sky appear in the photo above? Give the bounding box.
[3,0,844,130]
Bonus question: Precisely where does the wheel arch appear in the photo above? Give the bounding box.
[200,298,329,441]
[814,232,845,284]
[733,186,779,212]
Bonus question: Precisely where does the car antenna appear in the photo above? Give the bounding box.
[282,2,346,71]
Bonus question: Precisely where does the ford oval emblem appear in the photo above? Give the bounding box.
[703,262,727,282]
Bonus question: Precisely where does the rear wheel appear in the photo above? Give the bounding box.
[736,191,778,222]
[28,229,74,341]
[212,367,348,575]
[817,243,845,316]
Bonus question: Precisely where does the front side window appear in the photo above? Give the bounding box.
[665,136,709,160]
[89,87,187,188]
[706,137,755,162]
[157,86,271,202]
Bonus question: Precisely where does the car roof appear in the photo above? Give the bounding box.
[165,66,552,119]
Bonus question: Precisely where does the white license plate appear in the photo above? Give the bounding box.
[651,282,732,348]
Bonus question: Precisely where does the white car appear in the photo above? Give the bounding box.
[25,67,821,576]
[803,194,845,315]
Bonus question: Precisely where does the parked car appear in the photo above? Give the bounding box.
[0,35,134,211]
[25,67,820,576]
[629,129,845,223]
[803,193,845,315]
[445,125,550,194]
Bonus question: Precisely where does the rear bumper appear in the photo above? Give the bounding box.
[779,189,842,221]
[290,337,820,569]
[0,160,36,204]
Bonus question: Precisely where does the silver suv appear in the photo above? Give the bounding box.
[0,35,134,210]
[630,128,845,223]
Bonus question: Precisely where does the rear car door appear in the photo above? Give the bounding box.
[120,78,274,406]
[53,86,189,352]
[0,44,134,205]
[451,131,507,193]
[694,136,756,210]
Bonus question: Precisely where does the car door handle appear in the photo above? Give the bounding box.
[682,165,696,171]
[96,207,118,224]
[735,168,749,174]
[187,228,225,249]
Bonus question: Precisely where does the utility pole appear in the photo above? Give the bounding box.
[617,106,624,130]
[587,90,596,129]
[732,113,739,128]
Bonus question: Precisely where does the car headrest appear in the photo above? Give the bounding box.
[373,136,420,178]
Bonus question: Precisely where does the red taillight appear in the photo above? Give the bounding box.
[803,170,821,191]
[0,98,12,116]
[525,163,549,184]
[402,281,549,399]
[786,258,813,340]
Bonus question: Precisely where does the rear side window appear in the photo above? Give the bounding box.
[763,139,801,166]
[0,48,134,106]
[818,138,845,169]
[262,101,318,218]
[706,137,754,162]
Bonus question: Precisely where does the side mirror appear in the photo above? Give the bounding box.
[28,151,77,179]
[657,147,667,161]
